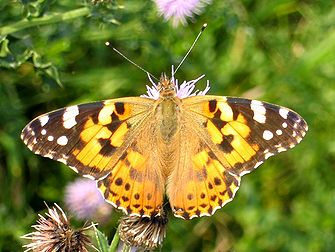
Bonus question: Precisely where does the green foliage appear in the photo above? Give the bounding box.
[0,0,334,251]
[93,224,112,252]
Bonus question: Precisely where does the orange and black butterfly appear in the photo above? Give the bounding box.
[21,70,308,220]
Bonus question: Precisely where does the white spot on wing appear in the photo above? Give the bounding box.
[41,129,47,135]
[44,153,53,159]
[199,212,211,217]
[251,100,266,123]
[277,147,287,152]
[279,108,289,119]
[57,136,68,146]
[63,105,79,129]
[105,199,117,209]
[254,114,266,124]
[83,174,96,180]
[119,206,128,215]
[282,122,288,128]
[254,161,263,169]
[276,129,283,135]
[240,169,252,176]
[264,152,274,159]
[251,100,264,108]
[129,212,141,217]
[69,165,79,173]
[213,205,221,212]
[57,157,68,164]
[263,130,274,140]
[296,136,302,143]
[39,115,49,127]
[289,143,296,148]
[47,136,54,141]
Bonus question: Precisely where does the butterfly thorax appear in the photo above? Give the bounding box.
[155,74,181,143]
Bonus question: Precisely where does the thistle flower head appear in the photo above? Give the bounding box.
[22,203,93,252]
[119,212,168,249]
[154,0,211,26]
[64,178,112,222]
[141,66,210,99]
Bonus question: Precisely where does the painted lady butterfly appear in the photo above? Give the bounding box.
[21,70,308,220]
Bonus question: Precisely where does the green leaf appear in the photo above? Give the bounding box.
[0,40,63,86]
[109,227,120,252]
[0,37,10,57]
[93,224,110,252]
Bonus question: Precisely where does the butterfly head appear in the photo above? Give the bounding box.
[157,73,177,98]
[141,69,210,100]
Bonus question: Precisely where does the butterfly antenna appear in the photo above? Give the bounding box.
[105,42,159,81]
[173,23,207,76]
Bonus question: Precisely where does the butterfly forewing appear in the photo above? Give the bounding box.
[183,95,308,176]
[22,98,147,175]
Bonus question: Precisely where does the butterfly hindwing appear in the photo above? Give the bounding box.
[167,124,241,219]
[97,116,166,217]
[21,97,165,217]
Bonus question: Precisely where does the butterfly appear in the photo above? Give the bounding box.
[21,71,308,220]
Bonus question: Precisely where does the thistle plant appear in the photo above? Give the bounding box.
[154,0,212,26]
[22,204,94,252]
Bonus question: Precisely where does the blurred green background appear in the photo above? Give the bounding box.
[1,0,335,251]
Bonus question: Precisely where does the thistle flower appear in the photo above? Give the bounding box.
[154,0,211,26]
[22,203,93,252]
[119,212,168,249]
[64,178,112,222]
[141,66,210,99]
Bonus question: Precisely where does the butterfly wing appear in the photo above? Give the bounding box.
[21,97,165,217]
[168,95,308,219]
[167,122,241,220]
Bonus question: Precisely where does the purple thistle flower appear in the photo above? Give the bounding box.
[141,66,210,99]
[64,178,112,221]
[154,0,211,26]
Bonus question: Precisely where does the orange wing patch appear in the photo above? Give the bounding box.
[169,146,240,219]
[69,101,133,175]
[98,148,164,217]
[202,99,259,168]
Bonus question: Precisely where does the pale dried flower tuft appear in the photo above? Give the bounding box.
[119,212,168,249]
[22,203,93,252]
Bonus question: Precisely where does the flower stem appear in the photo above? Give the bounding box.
[0,7,90,36]
[109,227,120,252]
